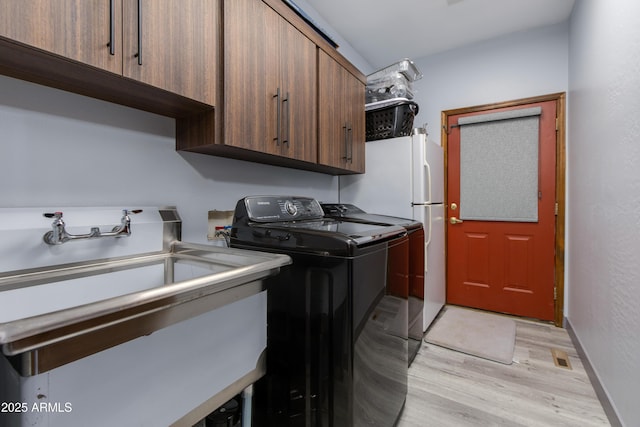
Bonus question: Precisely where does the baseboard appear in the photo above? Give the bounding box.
[565,317,624,427]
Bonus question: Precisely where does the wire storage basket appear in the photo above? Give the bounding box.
[365,100,419,141]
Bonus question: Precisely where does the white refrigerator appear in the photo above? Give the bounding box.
[339,132,446,331]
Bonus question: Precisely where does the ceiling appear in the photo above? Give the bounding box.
[304,0,576,70]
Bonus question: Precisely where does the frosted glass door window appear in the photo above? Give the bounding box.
[459,107,541,222]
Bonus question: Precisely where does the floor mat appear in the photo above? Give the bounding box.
[424,306,516,364]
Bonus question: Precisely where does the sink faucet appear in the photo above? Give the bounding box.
[110,209,143,237]
[43,209,143,245]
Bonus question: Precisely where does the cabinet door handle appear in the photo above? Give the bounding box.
[282,92,290,147]
[273,88,281,146]
[108,0,115,55]
[134,0,142,65]
[342,124,348,160]
[348,125,353,163]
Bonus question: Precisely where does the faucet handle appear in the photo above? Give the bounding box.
[43,211,63,219]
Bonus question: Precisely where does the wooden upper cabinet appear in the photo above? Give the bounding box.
[223,0,279,154]
[0,0,217,106]
[344,67,366,173]
[1,0,365,173]
[318,49,365,173]
[0,0,122,74]
[223,0,316,163]
[122,0,217,105]
[278,17,317,163]
[175,0,365,174]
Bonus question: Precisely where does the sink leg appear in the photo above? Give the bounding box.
[241,384,253,427]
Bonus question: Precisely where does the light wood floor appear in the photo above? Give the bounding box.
[396,313,611,427]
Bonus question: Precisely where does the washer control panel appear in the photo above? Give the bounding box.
[320,203,366,216]
[243,196,324,222]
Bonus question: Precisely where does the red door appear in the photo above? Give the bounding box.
[446,100,557,321]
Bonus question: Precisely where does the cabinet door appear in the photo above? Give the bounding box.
[318,50,346,167]
[318,50,365,173]
[224,0,280,153]
[0,0,122,74]
[279,19,317,163]
[224,0,316,162]
[122,0,218,105]
[344,69,366,173]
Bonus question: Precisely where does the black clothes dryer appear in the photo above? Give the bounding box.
[321,203,424,366]
[231,196,408,427]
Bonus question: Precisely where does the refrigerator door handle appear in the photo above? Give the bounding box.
[424,205,432,273]
[425,205,433,247]
[424,159,432,203]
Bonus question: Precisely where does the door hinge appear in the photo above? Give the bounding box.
[554,287,557,301]
[555,202,558,216]
[555,117,559,131]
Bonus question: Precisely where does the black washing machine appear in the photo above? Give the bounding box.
[321,203,424,366]
[230,196,408,427]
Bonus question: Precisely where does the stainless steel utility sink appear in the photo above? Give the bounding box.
[0,241,291,376]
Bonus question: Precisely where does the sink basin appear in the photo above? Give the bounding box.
[0,241,291,375]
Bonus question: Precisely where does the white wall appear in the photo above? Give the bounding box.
[567,1,640,425]
[289,0,374,74]
[411,22,569,141]
[0,75,339,243]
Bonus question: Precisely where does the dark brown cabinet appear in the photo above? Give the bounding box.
[122,0,217,105]
[178,0,366,174]
[0,0,122,74]
[0,0,366,174]
[277,14,317,162]
[222,0,316,162]
[0,0,217,115]
[318,50,366,173]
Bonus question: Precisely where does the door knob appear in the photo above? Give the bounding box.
[450,217,464,225]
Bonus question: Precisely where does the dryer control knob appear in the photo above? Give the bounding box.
[284,200,298,216]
